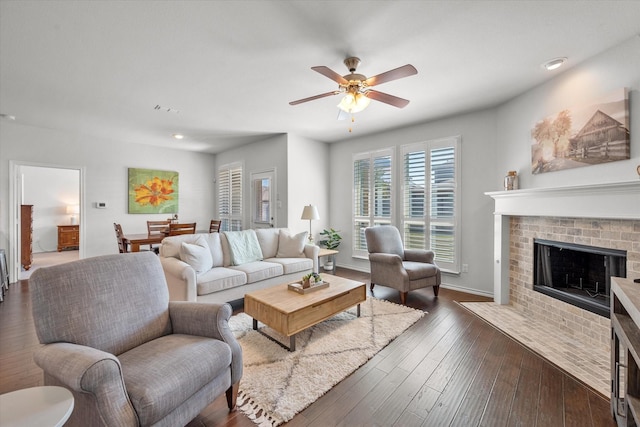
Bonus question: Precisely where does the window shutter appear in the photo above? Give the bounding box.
[373,155,392,219]
[429,146,456,266]
[401,137,460,273]
[352,149,394,258]
[218,164,243,232]
[402,149,426,249]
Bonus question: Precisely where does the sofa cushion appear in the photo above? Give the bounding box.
[179,236,213,273]
[119,334,231,426]
[203,232,224,267]
[229,261,283,283]
[161,233,224,268]
[266,257,313,275]
[196,267,247,296]
[224,230,264,265]
[276,230,308,258]
[255,228,280,259]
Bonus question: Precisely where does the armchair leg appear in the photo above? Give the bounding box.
[400,291,407,305]
[226,382,239,411]
[370,283,375,291]
[433,285,440,297]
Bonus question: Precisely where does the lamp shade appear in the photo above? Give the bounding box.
[301,205,319,220]
[66,204,79,214]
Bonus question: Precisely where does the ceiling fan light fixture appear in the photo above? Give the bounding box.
[337,91,370,113]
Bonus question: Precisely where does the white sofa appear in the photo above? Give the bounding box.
[159,228,318,303]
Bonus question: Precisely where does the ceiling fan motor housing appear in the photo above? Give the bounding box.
[343,57,361,73]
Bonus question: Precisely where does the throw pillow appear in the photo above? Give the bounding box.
[276,230,308,258]
[179,236,213,273]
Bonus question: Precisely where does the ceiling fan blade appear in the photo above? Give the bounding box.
[311,66,349,85]
[289,91,339,106]
[365,64,417,87]
[365,90,410,108]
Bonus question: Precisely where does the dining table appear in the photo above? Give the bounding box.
[122,233,166,252]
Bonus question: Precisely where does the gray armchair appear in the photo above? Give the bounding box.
[365,225,441,304]
[29,252,242,427]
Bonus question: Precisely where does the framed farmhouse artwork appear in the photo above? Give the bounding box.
[531,88,630,174]
[128,168,179,214]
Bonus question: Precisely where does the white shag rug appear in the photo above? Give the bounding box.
[229,297,425,426]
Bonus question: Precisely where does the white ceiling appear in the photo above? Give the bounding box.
[1,1,639,154]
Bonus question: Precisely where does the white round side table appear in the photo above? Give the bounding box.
[0,386,74,427]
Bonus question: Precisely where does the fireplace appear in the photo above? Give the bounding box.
[533,238,626,317]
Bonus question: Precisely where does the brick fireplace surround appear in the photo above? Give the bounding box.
[463,181,640,397]
[510,215,639,349]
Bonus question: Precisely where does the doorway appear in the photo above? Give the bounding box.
[250,169,276,229]
[9,161,84,282]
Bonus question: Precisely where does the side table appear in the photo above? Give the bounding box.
[57,225,79,251]
[0,386,74,427]
[318,248,339,274]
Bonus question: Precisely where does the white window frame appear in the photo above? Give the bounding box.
[218,162,243,232]
[352,147,394,259]
[401,136,461,273]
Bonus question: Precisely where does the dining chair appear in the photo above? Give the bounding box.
[114,223,130,253]
[168,222,197,236]
[147,220,171,253]
[209,220,222,233]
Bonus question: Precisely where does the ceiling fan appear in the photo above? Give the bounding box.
[289,57,418,114]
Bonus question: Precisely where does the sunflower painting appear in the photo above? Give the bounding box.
[128,168,178,214]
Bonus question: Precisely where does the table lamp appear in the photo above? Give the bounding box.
[67,204,79,225]
[300,205,319,243]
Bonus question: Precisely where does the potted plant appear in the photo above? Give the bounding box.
[319,228,342,271]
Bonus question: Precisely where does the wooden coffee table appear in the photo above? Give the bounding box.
[244,275,366,351]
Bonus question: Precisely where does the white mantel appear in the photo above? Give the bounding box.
[485,181,640,219]
[485,181,640,304]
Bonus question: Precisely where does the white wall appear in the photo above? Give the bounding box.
[215,134,289,228]
[0,122,216,265]
[328,109,497,296]
[495,35,640,189]
[21,165,79,253]
[286,134,329,241]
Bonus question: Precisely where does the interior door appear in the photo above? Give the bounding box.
[251,170,276,229]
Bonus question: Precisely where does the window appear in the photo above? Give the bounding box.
[253,178,270,223]
[352,148,394,258]
[401,136,460,273]
[218,163,243,231]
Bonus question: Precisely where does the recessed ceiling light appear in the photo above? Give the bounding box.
[172,134,184,140]
[542,57,567,71]
[0,113,16,120]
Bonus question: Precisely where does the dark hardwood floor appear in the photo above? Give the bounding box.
[0,268,614,426]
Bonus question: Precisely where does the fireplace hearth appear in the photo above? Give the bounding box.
[533,238,627,317]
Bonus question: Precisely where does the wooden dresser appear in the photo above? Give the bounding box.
[20,204,33,271]
[57,225,79,251]
[611,276,640,426]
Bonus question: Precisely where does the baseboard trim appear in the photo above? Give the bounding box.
[440,283,493,298]
[336,263,494,299]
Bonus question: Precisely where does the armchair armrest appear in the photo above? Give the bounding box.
[169,302,243,385]
[33,343,138,425]
[160,256,197,301]
[369,252,403,267]
[404,249,435,264]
